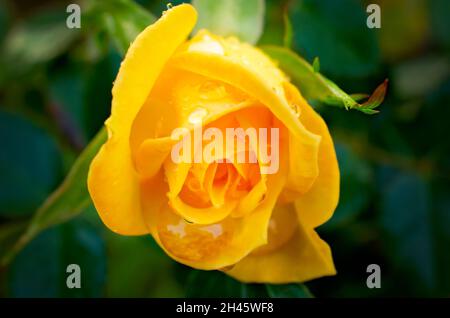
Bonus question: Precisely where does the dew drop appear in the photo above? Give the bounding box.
[188,108,208,125]
[188,34,224,55]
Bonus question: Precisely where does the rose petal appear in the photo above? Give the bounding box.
[141,141,289,270]
[171,31,321,150]
[292,84,340,228]
[87,4,197,235]
[226,204,336,283]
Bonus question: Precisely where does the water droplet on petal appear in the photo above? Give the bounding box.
[188,108,208,125]
[188,34,224,55]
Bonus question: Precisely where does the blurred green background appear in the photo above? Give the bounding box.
[0,0,449,297]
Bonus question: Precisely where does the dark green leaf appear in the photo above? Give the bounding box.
[49,50,120,146]
[186,270,244,297]
[379,170,435,291]
[185,270,314,298]
[323,144,372,230]
[106,234,183,297]
[262,46,387,114]
[49,64,86,148]
[99,0,156,55]
[192,0,265,44]
[2,10,80,68]
[289,0,380,78]
[186,270,269,298]
[8,219,106,297]
[1,128,107,265]
[266,283,313,298]
[82,50,121,139]
[0,111,62,217]
[2,2,133,265]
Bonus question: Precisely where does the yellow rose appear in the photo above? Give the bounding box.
[88,4,339,283]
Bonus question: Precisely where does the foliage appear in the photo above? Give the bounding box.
[192,0,265,44]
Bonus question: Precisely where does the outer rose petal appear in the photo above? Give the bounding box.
[87,4,197,235]
[289,83,340,227]
[226,204,336,283]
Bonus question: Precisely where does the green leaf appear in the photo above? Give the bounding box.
[49,64,86,148]
[99,0,156,55]
[266,283,313,298]
[8,219,106,297]
[0,220,28,261]
[262,46,387,114]
[192,0,265,44]
[185,270,314,298]
[106,235,183,297]
[2,10,80,68]
[312,56,320,73]
[379,170,435,292]
[0,111,63,217]
[82,50,121,139]
[257,0,287,46]
[289,0,380,78]
[1,128,107,265]
[283,9,293,48]
[323,144,372,230]
[186,270,244,297]
[186,270,268,298]
[49,49,120,146]
[1,0,140,266]
[349,93,369,102]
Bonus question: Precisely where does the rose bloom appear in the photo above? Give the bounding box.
[88,4,339,283]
